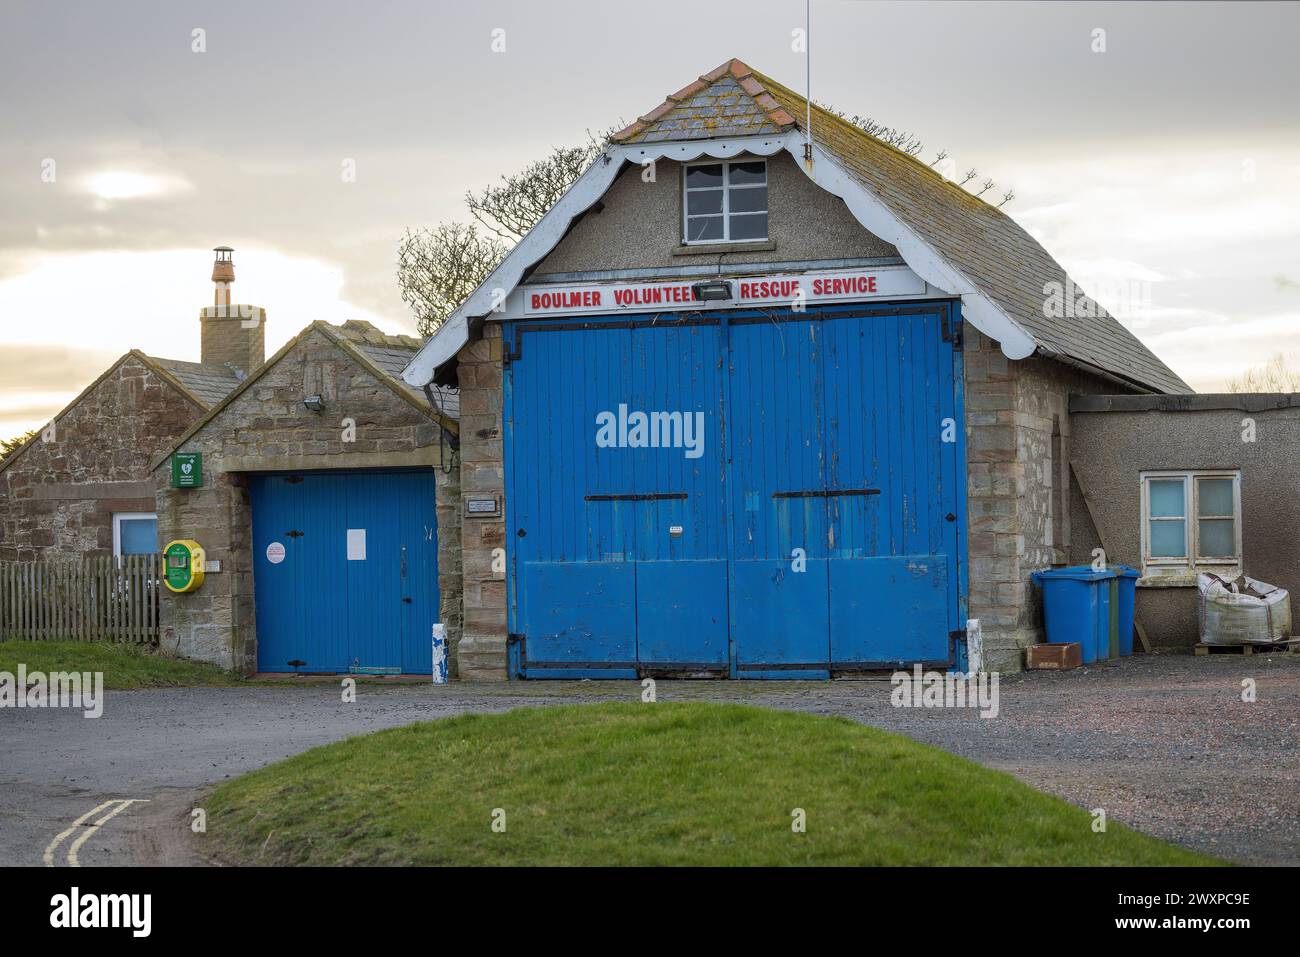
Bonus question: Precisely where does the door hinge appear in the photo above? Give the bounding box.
[949,629,967,655]
[502,339,522,367]
[286,530,304,538]
[507,633,526,670]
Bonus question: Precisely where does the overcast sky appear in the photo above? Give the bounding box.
[1,0,1298,437]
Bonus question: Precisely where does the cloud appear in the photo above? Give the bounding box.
[0,248,406,435]
[80,170,193,201]
[0,344,119,393]
[1141,310,1300,391]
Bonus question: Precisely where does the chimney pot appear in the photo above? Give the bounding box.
[201,245,265,376]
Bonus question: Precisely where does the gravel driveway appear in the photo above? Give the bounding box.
[2,651,1295,866]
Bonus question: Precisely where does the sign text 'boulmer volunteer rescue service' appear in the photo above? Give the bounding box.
[521,266,928,316]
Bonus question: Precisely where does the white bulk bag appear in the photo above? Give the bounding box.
[1197,572,1292,645]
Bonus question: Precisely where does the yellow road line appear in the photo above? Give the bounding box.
[44,799,150,867]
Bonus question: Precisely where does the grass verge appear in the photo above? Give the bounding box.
[0,639,243,689]
[206,701,1219,866]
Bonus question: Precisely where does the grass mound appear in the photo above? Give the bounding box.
[206,702,1218,866]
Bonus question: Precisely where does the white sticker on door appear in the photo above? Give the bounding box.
[347,528,366,561]
[266,542,286,564]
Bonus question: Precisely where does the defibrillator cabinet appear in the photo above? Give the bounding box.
[163,539,206,593]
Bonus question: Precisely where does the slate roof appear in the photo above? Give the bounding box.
[613,64,797,143]
[146,356,243,407]
[323,321,459,419]
[0,349,226,476]
[613,59,1191,394]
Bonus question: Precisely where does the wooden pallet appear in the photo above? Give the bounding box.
[1194,641,1295,656]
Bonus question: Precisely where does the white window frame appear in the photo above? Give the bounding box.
[681,158,768,245]
[112,512,158,559]
[1139,471,1241,575]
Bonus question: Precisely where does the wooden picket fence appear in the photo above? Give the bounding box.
[0,555,161,643]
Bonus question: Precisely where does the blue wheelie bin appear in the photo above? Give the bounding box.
[1030,566,1118,664]
[1110,564,1141,656]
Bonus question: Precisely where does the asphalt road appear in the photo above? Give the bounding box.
[2,652,1297,867]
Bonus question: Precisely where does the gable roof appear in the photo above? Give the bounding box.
[404,57,1190,395]
[747,66,1190,394]
[619,59,1188,393]
[145,356,244,407]
[150,320,457,472]
[326,320,460,419]
[613,61,798,143]
[0,349,222,477]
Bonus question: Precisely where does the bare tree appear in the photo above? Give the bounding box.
[466,131,610,242]
[397,130,614,335]
[1226,353,1300,393]
[397,225,507,337]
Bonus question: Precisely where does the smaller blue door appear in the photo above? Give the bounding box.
[251,471,439,673]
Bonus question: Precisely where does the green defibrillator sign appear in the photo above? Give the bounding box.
[171,452,202,489]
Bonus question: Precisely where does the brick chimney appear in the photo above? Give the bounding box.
[199,246,266,377]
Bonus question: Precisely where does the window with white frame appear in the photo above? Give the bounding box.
[113,512,158,557]
[1140,471,1240,571]
[682,159,768,244]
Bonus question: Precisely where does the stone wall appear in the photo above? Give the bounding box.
[436,455,462,676]
[962,329,1136,671]
[453,324,508,680]
[0,354,204,561]
[154,326,453,672]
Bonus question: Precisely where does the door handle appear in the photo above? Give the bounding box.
[584,493,688,502]
[772,489,880,499]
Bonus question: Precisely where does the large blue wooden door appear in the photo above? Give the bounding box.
[505,302,965,678]
[508,324,640,675]
[727,316,832,677]
[250,471,439,674]
[822,309,959,668]
[630,322,729,672]
[506,318,729,675]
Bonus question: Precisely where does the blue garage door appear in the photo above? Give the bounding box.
[250,471,439,674]
[730,308,962,674]
[506,318,728,677]
[505,303,964,678]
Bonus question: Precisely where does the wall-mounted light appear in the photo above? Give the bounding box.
[303,395,324,413]
[691,279,733,302]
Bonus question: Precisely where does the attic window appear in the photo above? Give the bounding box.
[682,160,768,244]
